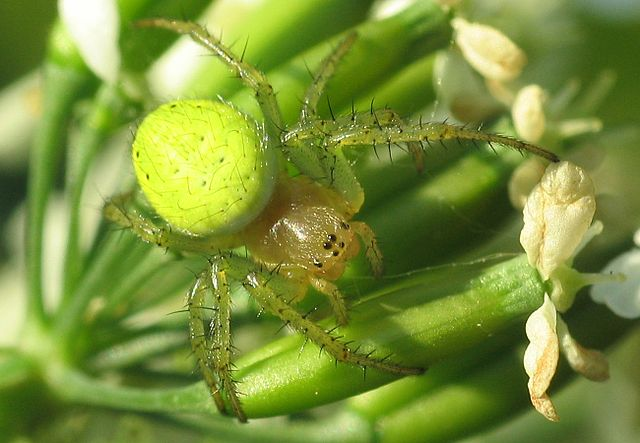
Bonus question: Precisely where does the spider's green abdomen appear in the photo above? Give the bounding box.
[133,100,277,236]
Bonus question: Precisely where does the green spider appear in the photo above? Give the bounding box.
[104,18,559,422]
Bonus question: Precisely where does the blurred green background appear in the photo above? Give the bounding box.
[0,0,638,441]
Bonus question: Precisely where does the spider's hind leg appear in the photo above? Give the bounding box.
[188,259,246,422]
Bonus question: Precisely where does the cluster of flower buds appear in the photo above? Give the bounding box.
[453,16,638,421]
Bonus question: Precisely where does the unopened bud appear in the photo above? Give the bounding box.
[452,18,527,82]
[512,85,547,143]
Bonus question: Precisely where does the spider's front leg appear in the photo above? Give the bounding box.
[188,257,246,422]
[136,18,284,141]
[242,266,424,377]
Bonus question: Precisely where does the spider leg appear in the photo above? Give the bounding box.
[104,193,238,253]
[309,277,349,325]
[325,119,560,163]
[244,272,424,376]
[350,221,384,277]
[188,260,246,422]
[136,18,284,141]
[284,109,425,212]
[300,32,358,122]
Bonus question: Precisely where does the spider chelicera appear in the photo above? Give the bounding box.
[104,18,559,422]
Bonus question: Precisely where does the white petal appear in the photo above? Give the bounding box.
[557,317,609,382]
[520,161,596,279]
[512,84,547,143]
[451,18,527,82]
[59,0,121,84]
[591,248,640,319]
[523,295,560,421]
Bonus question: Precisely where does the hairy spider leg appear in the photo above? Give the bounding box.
[284,109,428,213]
[190,252,423,421]
[137,18,283,141]
[286,113,560,166]
[189,263,246,421]
[351,221,384,277]
[103,194,238,253]
[136,18,329,185]
[308,277,349,326]
[300,31,358,122]
[238,258,425,377]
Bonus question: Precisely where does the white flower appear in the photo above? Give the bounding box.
[59,0,121,84]
[591,246,640,319]
[520,161,612,421]
[451,18,527,82]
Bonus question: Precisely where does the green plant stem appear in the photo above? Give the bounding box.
[345,149,520,281]
[0,349,37,390]
[45,255,545,419]
[54,231,142,345]
[62,84,134,298]
[48,364,373,442]
[363,303,637,442]
[25,66,90,326]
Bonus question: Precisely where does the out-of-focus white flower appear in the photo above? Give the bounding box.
[512,84,547,143]
[451,18,527,82]
[591,245,640,319]
[520,161,614,421]
[59,0,121,84]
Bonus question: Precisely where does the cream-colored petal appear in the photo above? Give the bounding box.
[520,161,596,280]
[451,18,527,82]
[557,317,609,381]
[524,295,559,392]
[531,393,560,422]
[523,295,560,421]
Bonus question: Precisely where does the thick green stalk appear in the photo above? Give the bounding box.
[235,255,545,417]
[366,303,637,442]
[43,255,545,420]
